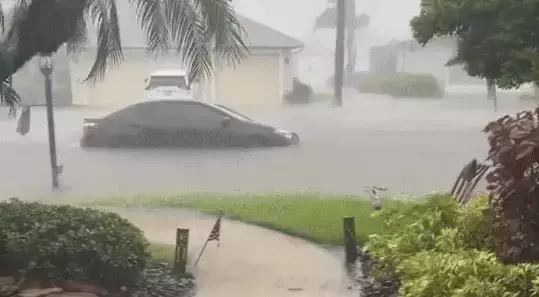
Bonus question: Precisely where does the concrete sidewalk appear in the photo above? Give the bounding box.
[106,207,354,297]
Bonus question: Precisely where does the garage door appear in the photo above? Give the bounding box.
[70,51,182,107]
[215,54,281,107]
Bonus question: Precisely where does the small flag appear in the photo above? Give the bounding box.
[207,213,222,246]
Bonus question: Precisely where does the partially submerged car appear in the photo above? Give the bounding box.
[80,99,300,148]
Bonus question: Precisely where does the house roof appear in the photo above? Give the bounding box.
[236,15,303,49]
[82,4,303,50]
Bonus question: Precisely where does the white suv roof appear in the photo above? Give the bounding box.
[149,69,187,76]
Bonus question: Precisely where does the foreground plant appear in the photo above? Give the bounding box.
[0,198,150,290]
[483,108,539,264]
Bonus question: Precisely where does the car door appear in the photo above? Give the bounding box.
[181,103,236,147]
[144,102,198,147]
[102,103,152,147]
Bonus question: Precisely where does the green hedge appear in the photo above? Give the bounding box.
[0,199,150,290]
[327,72,444,98]
[365,195,539,297]
[357,72,443,98]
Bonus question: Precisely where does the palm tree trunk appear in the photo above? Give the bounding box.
[344,0,356,82]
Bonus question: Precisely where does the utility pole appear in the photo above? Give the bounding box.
[333,0,346,106]
[39,55,60,189]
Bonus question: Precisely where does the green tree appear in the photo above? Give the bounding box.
[0,0,248,111]
[410,0,539,101]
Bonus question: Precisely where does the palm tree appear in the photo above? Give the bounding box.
[313,0,369,80]
[0,0,248,111]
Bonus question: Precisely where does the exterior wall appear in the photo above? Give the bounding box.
[214,52,281,107]
[69,49,186,107]
[70,48,288,108]
[400,47,452,86]
[282,49,298,92]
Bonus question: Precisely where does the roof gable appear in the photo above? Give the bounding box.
[236,15,303,49]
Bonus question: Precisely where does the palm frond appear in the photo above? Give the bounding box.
[129,0,169,54]
[0,79,20,116]
[195,0,248,67]
[164,0,212,83]
[66,17,89,56]
[131,0,248,84]
[83,0,123,83]
[0,1,5,34]
[4,0,31,46]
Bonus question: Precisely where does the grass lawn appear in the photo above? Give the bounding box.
[83,192,415,245]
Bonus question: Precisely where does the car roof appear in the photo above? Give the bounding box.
[135,99,201,106]
[149,69,187,76]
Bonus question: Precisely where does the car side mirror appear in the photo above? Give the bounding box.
[144,78,148,83]
[220,117,232,128]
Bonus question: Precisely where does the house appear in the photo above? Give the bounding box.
[69,14,303,108]
[376,38,533,97]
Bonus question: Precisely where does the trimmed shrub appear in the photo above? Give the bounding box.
[284,78,313,104]
[359,72,443,98]
[0,198,150,290]
[327,72,444,98]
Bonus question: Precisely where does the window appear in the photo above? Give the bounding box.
[211,104,253,122]
[105,102,227,127]
[149,102,191,126]
[105,102,158,124]
[146,75,188,90]
[181,103,229,127]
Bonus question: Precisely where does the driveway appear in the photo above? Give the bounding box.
[103,207,355,297]
[0,94,533,198]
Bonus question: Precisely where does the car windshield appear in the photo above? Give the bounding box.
[146,75,188,90]
[210,104,253,122]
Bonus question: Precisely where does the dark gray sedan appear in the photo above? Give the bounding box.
[80,100,300,148]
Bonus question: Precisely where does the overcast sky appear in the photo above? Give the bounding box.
[233,0,421,40]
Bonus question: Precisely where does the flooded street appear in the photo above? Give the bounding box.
[0,94,533,198]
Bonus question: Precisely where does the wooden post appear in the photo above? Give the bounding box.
[173,228,189,275]
[343,217,357,263]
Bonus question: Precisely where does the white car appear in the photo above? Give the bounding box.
[144,69,195,101]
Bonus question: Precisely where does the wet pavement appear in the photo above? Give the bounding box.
[102,207,356,297]
[0,94,536,198]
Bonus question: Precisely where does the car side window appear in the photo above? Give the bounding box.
[181,103,228,127]
[149,102,191,126]
[105,103,153,123]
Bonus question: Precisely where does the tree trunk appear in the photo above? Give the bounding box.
[344,0,356,83]
[487,78,497,111]
[487,79,496,100]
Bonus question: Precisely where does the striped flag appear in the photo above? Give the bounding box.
[206,213,222,246]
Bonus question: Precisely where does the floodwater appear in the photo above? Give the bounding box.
[0,93,533,199]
